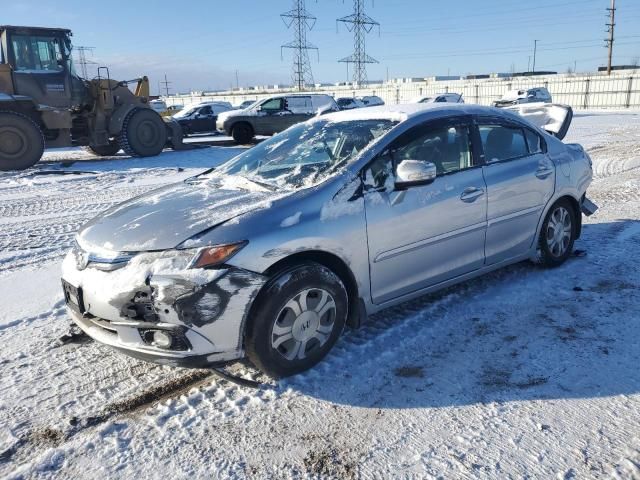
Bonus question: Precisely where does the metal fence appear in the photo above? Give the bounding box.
[163,71,640,110]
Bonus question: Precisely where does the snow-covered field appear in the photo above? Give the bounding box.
[1,112,639,479]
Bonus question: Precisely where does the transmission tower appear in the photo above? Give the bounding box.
[605,0,616,75]
[75,46,96,79]
[337,0,380,85]
[281,0,318,90]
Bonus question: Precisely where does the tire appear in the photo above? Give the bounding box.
[231,123,253,144]
[538,198,577,268]
[84,141,120,157]
[0,111,44,171]
[245,262,348,378]
[118,108,167,157]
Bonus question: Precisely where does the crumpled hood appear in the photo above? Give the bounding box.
[78,177,279,253]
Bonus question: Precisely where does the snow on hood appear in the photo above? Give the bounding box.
[77,176,279,253]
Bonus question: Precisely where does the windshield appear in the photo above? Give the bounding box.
[216,118,397,190]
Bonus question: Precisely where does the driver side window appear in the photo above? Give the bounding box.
[364,120,474,190]
[261,98,283,112]
[392,123,473,175]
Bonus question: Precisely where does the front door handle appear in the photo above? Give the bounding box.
[460,187,485,202]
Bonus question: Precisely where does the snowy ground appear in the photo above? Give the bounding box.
[0,112,639,479]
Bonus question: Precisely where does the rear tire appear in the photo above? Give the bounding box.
[84,141,120,157]
[538,198,577,268]
[0,111,44,171]
[118,109,167,157]
[231,123,253,144]
[245,262,348,378]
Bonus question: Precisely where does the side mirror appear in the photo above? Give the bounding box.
[395,160,437,189]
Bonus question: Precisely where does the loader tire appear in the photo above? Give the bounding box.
[118,109,167,157]
[84,141,120,157]
[0,111,44,171]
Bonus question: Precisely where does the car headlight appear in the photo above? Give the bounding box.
[188,241,248,269]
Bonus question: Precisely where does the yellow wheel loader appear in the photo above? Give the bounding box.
[0,25,185,171]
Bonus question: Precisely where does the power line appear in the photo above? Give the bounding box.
[337,0,380,85]
[281,0,318,90]
[74,46,96,79]
[606,0,616,74]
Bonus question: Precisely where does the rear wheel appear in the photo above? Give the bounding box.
[84,141,120,156]
[0,111,44,171]
[245,262,348,378]
[118,109,167,157]
[231,123,253,144]
[538,199,577,267]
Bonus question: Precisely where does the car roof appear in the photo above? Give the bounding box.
[321,103,505,123]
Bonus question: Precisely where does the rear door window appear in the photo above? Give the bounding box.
[286,96,313,113]
[478,124,529,163]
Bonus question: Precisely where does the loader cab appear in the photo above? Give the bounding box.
[0,25,86,108]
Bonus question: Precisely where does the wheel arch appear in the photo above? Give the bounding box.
[534,193,583,251]
[259,250,363,329]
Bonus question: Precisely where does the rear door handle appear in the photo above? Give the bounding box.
[460,187,485,202]
[536,164,554,179]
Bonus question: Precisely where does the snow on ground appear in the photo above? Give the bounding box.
[1,113,640,479]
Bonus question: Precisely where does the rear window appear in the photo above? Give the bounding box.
[479,124,529,163]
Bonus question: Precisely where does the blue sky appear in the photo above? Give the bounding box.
[4,0,640,94]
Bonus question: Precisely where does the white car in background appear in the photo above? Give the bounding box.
[494,87,552,108]
[149,99,168,113]
[415,93,464,104]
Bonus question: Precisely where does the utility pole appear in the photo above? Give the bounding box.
[605,0,616,75]
[159,74,172,97]
[74,46,95,79]
[235,70,239,90]
[532,40,539,73]
[337,0,380,86]
[281,0,318,90]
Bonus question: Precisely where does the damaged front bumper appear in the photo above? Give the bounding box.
[61,249,267,368]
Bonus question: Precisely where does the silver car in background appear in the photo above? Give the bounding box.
[62,104,595,377]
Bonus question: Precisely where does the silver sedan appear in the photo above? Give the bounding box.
[61,103,595,377]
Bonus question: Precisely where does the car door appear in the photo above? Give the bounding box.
[283,96,314,127]
[252,97,286,135]
[363,116,487,304]
[477,118,555,265]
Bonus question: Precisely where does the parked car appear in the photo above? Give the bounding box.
[149,99,168,113]
[216,93,339,144]
[61,103,595,377]
[494,87,552,107]
[359,95,385,107]
[236,100,256,110]
[336,97,365,110]
[172,102,233,136]
[415,93,464,104]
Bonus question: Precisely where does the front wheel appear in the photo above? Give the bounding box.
[231,123,253,144]
[538,199,577,267]
[245,262,348,378]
